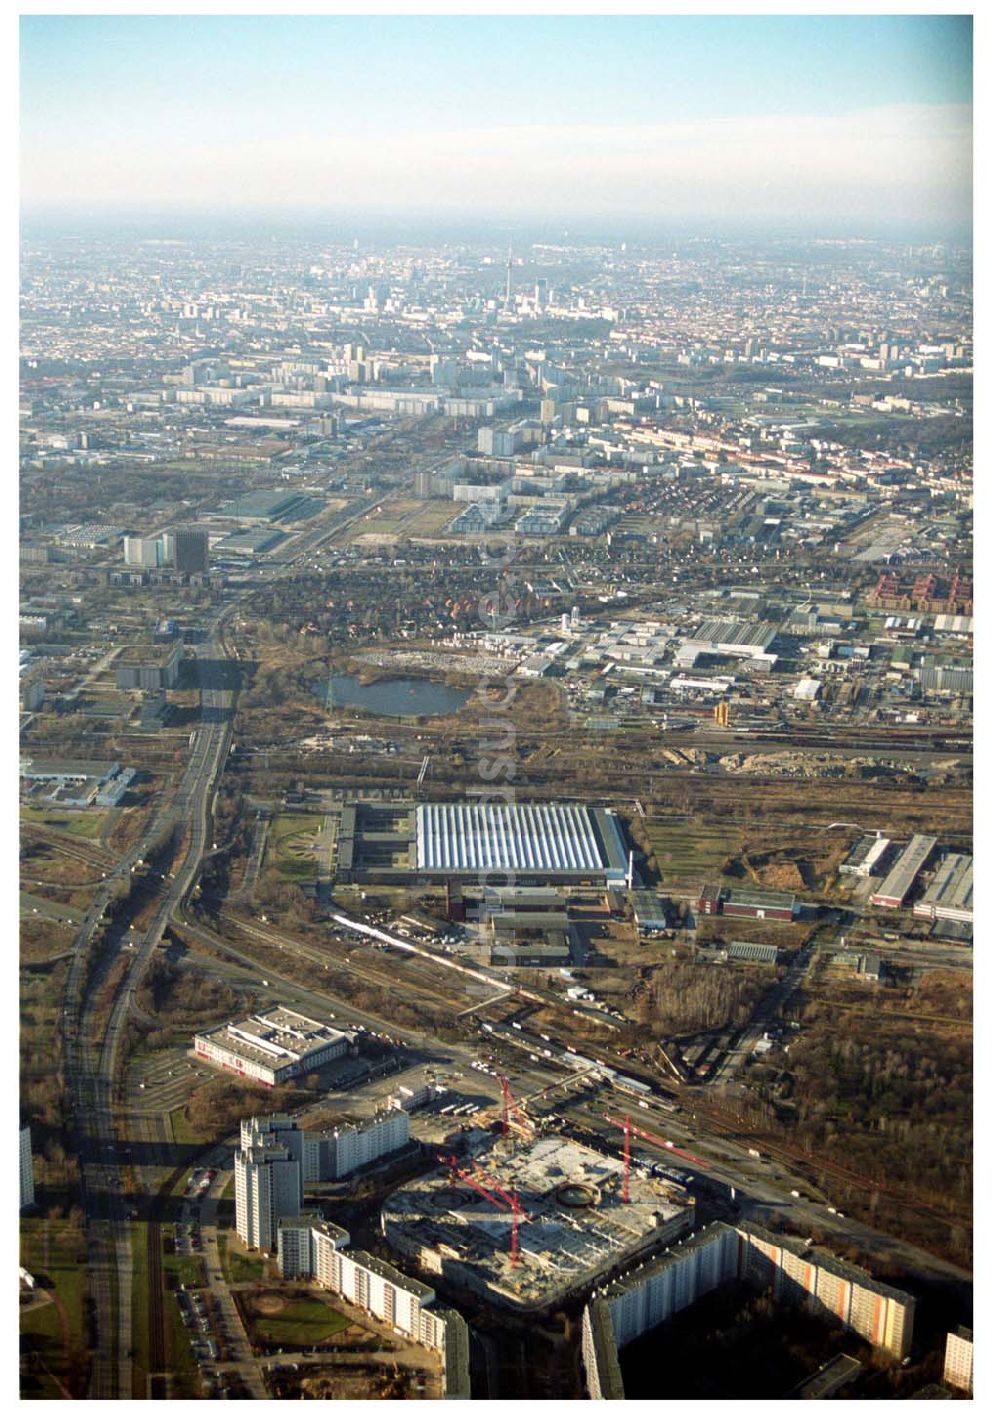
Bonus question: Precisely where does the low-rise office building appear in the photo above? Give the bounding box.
[194,1007,350,1087]
[870,834,938,909]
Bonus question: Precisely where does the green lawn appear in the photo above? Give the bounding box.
[169,1105,200,1146]
[130,1224,151,1400]
[644,820,744,886]
[164,1246,207,1291]
[22,806,107,840]
[270,816,323,881]
[250,1294,350,1345]
[165,1294,203,1399]
[19,1218,89,1399]
[226,1248,264,1284]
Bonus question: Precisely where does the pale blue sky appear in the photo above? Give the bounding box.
[20,15,973,228]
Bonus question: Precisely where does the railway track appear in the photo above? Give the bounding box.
[214,907,491,1017]
[147,1218,166,1383]
[22,824,119,871]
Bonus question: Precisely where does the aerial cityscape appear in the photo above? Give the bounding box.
[18,11,974,1406]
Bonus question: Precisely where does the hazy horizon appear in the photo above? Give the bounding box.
[21,15,972,233]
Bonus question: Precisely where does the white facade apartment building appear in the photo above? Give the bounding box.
[20,1126,34,1211]
[321,1110,410,1179]
[276,1217,470,1397]
[240,1109,409,1182]
[943,1327,973,1394]
[241,1114,321,1181]
[584,1223,917,1398]
[603,1222,739,1348]
[235,1143,302,1253]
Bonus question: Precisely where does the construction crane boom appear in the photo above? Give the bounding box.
[437,1154,528,1266]
[605,1115,713,1171]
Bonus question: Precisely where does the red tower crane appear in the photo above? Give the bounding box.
[498,1075,533,1139]
[437,1154,528,1267]
[622,1114,632,1203]
[605,1115,713,1172]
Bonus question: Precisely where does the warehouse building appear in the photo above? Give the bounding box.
[20,757,136,809]
[870,835,938,909]
[696,884,797,922]
[913,853,973,926]
[682,619,777,659]
[630,889,667,934]
[724,941,779,965]
[337,800,632,888]
[415,801,631,885]
[839,833,892,879]
[224,488,315,523]
[194,1007,351,1086]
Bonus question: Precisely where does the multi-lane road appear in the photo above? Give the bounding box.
[61,620,235,1398]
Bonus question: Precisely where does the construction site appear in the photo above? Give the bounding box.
[380,1130,695,1314]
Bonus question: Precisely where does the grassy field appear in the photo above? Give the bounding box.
[223,1239,264,1285]
[165,1292,203,1399]
[643,819,744,888]
[403,502,462,536]
[164,1242,207,1292]
[169,1105,202,1147]
[269,815,322,881]
[20,915,76,963]
[130,1223,151,1400]
[22,806,108,839]
[245,1292,350,1346]
[19,1218,89,1400]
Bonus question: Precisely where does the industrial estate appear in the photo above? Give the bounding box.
[18,18,974,1402]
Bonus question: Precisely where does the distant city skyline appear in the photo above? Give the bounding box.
[20,14,973,232]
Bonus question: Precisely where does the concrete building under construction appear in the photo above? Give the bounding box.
[381,1134,694,1314]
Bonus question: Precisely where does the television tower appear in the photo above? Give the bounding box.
[505,244,513,309]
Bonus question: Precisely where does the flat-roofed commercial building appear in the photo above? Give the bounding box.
[20,757,135,809]
[630,889,667,933]
[914,853,973,925]
[840,833,893,879]
[697,884,797,921]
[115,642,181,690]
[194,1007,350,1086]
[870,835,938,909]
[684,619,777,658]
[415,801,631,886]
